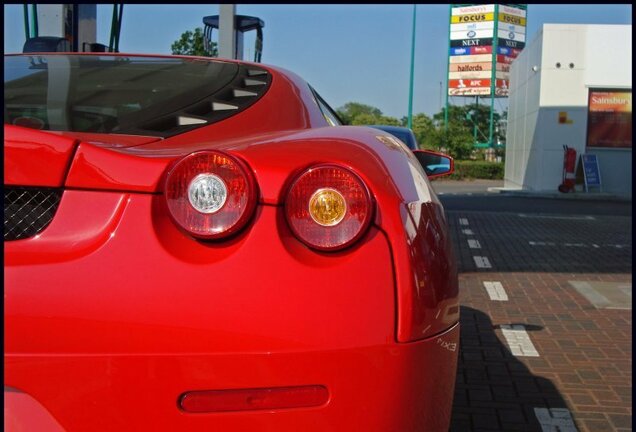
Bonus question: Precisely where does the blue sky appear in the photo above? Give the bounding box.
[4,4,632,119]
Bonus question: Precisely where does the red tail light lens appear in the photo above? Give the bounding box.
[165,151,257,239]
[285,165,374,251]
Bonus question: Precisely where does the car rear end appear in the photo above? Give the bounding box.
[4,54,458,431]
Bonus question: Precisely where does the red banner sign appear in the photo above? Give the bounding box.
[448,78,491,89]
[470,45,493,55]
[496,55,515,64]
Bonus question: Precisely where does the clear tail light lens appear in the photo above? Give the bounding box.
[164,151,257,239]
[285,165,374,251]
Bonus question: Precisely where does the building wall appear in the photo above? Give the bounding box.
[505,24,632,197]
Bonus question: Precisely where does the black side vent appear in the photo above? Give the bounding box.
[137,64,271,136]
[4,187,62,241]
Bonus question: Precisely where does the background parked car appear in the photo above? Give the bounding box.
[369,124,419,150]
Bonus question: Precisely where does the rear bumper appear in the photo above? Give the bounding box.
[5,324,459,431]
[5,190,459,431]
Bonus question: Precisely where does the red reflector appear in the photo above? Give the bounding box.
[179,385,329,413]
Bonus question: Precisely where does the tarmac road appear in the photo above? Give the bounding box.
[435,181,632,432]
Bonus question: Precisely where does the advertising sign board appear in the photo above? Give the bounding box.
[471,46,493,54]
[450,38,493,48]
[449,70,492,79]
[451,29,495,40]
[496,63,510,72]
[448,78,492,88]
[497,29,526,42]
[586,89,632,148]
[450,21,495,32]
[447,4,526,98]
[496,46,523,57]
[496,54,516,64]
[450,62,492,72]
[449,87,492,96]
[498,23,526,34]
[494,79,510,96]
[451,4,496,15]
[581,154,602,190]
[498,13,526,26]
[499,5,527,17]
[451,12,494,23]
[449,53,493,63]
[498,38,525,49]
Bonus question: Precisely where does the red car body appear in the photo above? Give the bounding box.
[4,53,459,431]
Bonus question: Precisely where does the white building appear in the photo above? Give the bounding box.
[504,24,632,197]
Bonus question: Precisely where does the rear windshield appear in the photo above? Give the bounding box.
[4,55,240,134]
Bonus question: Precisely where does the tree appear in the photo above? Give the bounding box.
[407,113,437,150]
[335,100,506,160]
[337,102,400,126]
[171,27,217,57]
[432,105,477,159]
[376,115,401,126]
[337,102,382,125]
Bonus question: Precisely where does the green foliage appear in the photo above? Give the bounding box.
[337,102,381,125]
[171,27,217,57]
[447,160,504,180]
[377,115,400,126]
[439,120,475,160]
[409,113,438,150]
[337,100,507,164]
[349,113,378,126]
[337,102,400,127]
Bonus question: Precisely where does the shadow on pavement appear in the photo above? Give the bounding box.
[451,306,577,431]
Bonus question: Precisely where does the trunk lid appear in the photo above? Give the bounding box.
[5,125,78,187]
[4,125,163,189]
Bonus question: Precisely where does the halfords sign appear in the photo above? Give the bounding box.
[449,62,493,72]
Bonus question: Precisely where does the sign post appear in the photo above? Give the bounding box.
[446,4,527,148]
[581,153,602,192]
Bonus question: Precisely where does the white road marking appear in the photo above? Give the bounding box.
[534,408,578,432]
[518,213,595,220]
[529,241,630,249]
[620,286,632,298]
[462,229,474,235]
[468,239,481,249]
[529,241,556,246]
[483,281,508,301]
[459,218,469,225]
[473,256,492,268]
[500,325,539,357]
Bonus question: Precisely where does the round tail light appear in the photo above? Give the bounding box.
[285,164,374,251]
[165,151,258,239]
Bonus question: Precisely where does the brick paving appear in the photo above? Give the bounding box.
[446,207,632,431]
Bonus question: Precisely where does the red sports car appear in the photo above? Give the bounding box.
[4,53,459,431]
